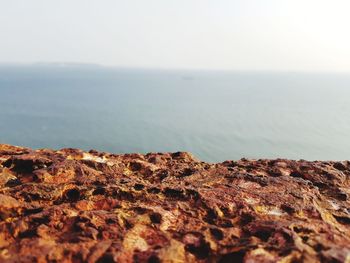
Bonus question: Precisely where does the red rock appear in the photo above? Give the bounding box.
[0,144,350,262]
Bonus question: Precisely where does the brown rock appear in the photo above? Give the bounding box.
[0,144,350,262]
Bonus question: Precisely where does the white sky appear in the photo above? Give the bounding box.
[1,0,350,71]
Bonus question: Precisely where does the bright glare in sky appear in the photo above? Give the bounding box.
[1,0,350,71]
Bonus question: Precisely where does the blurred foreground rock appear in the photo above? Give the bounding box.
[0,144,350,262]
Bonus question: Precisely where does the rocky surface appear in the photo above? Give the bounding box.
[0,144,350,262]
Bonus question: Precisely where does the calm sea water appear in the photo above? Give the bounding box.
[1,65,350,162]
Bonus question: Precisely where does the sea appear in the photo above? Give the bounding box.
[1,64,350,162]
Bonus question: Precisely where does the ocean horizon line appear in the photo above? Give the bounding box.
[1,62,350,75]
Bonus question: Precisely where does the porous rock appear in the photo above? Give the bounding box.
[0,144,350,262]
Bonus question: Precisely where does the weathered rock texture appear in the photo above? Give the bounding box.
[0,144,350,262]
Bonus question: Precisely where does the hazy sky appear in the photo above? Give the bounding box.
[1,0,350,71]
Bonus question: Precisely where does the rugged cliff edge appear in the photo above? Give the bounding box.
[0,144,350,262]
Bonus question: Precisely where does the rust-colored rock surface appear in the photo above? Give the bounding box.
[0,144,350,262]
